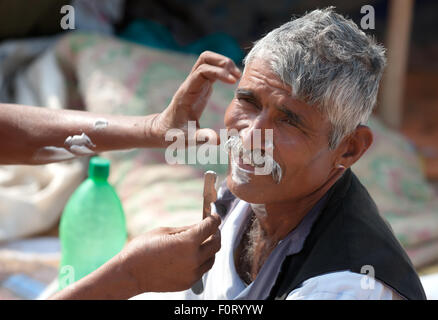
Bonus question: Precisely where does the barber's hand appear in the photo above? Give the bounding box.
[118,214,221,293]
[151,51,241,147]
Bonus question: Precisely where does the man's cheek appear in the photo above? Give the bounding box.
[224,103,242,126]
[295,158,332,191]
[225,104,255,127]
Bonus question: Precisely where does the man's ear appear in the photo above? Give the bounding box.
[335,125,373,169]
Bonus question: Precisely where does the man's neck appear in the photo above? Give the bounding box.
[235,169,345,283]
[235,190,326,284]
[235,213,274,284]
[255,181,334,243]
[254,167,346,242]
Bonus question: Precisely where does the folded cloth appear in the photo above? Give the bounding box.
[0,161,86,242]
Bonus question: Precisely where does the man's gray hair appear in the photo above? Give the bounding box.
[243,7,386,149]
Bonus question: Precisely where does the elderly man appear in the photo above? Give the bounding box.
[136,8,426,300]
[1,8,425,300]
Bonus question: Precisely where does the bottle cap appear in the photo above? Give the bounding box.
[88,156,110,180]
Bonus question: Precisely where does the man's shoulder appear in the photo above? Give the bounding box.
[285,271,404,300]
[271,169,426,300]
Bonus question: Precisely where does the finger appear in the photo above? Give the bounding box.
[196,256,216,277]
[166,224,194,235]
[178,64,237,120]
[184,213,221,244]
[195,128,220,146]
[199,228,221,263]
[189,85,213,122]
[181,65,236,116]
[192,64,238,87]
[192,51,241,78]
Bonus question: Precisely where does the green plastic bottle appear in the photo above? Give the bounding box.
[58,156,127,290]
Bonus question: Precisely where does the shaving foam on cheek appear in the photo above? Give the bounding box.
[226,135,251,184]
[230,153,252,184]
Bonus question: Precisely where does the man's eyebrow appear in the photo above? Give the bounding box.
[235,88,263,108]
[277,105,305,127]
[235,88,307,129]
[235,88,257,100]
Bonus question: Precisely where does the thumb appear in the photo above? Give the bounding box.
[185,213,221,244]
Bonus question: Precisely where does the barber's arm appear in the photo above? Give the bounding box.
[0,104,159,164]
[49,214,221,300]
[1,51,238,299]
[0,51,241,165]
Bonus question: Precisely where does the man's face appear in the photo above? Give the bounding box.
[224,58,337,204]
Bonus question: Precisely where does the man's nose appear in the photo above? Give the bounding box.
[240,114,271,151]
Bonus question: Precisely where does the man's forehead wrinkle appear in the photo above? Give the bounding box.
[237,81,291,111]
[239,60,328,129]
[236,84,307,118]
[243,60,292,96]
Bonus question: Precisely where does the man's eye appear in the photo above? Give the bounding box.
[237,97,260,110]
[237,97,251,104]
[282,118,296,126]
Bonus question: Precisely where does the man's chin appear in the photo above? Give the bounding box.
[226,174,270,203]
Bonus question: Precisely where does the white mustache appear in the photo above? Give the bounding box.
[224,135,283,184]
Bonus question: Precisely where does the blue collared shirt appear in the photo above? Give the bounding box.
[234,194,328,299]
